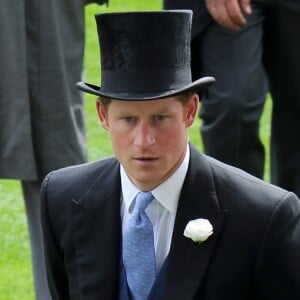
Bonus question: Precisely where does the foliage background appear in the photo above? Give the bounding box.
[0,1,271,298]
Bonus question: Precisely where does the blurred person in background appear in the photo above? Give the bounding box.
[0,0,107,298]
[164,0,300,198]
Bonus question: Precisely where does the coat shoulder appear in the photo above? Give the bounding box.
[190,144,298,215]
[43,157,117,191]
[40,157,119,212]
[203,154,299,217]
[40,157,120,250]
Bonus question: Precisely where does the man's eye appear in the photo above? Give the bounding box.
[122,116,135,123]
[153,115,167,121]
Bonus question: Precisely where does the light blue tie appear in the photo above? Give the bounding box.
[123,192,156,300]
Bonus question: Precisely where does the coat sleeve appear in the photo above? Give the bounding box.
[41,172,70,300]
[253,192,300,299]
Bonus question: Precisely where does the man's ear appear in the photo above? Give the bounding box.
[96,99,109,130]
[185,93,199,128]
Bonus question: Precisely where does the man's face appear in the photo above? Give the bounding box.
[97,95,198,191]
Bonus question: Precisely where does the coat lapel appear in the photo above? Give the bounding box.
[71,160,122,299]
[158,145,227,300]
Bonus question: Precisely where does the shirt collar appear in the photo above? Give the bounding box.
[121,144,190,214]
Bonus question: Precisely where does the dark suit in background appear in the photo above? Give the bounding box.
[164,0,300,197]
[0,0,107,298]
[41,144,300,299]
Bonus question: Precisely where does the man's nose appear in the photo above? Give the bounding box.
[134,121,155,147]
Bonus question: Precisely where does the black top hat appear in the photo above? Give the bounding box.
[77,10,215,100]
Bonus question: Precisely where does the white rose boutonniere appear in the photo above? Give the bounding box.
[183,218,213,244]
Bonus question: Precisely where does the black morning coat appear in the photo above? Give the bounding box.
[41,144,300,299]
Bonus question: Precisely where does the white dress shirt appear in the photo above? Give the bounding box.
[120,144,190,274]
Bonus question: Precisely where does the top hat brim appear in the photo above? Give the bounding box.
[76,76,215,100]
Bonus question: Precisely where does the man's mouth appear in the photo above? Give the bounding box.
[134,157,159,162]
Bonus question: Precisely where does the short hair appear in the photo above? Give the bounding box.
[98,96,111,110]
[174,91,197,105]
[98,91,196,110]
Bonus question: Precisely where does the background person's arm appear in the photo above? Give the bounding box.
[205,0,252,29]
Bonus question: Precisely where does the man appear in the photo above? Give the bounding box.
[41,11,300,299]
[164,0,300,198]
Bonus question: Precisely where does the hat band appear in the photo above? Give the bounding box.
[100,68,192,93]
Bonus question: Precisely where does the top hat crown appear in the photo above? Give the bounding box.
[77,10,215,100]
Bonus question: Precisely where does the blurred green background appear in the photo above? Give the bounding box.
[0,1,271,298]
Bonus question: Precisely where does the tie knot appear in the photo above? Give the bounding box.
[133,192,153,214]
